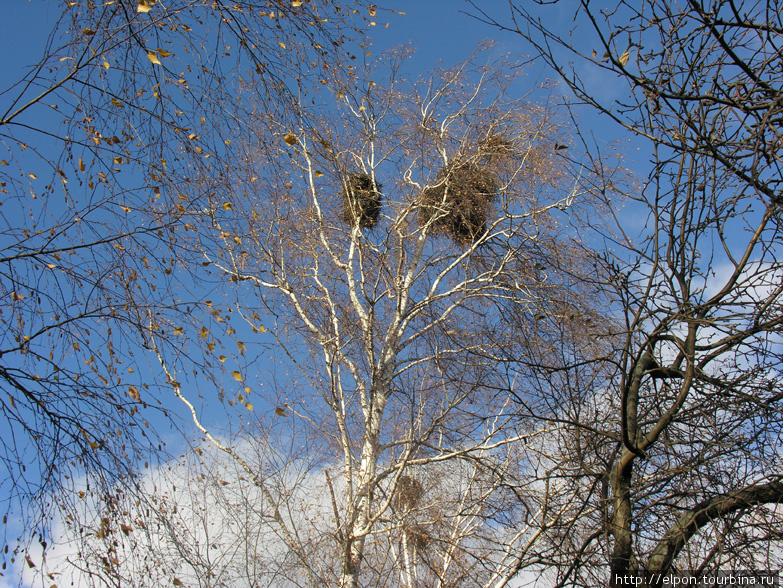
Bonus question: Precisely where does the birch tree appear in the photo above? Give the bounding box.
[87,47,610,588]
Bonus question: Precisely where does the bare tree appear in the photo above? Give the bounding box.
[469,1,783,585]
[52,47,613,588]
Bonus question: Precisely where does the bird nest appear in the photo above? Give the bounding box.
[394,475,423,511]
[403,523,431,550]
[419,162,499,244]
[340,173,383,229]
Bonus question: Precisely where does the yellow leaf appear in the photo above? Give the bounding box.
[128,386,140,401]
[292,0,302,5]
[278,42,286,49]
[138,0,156,12]
[120,205,131,213]
[29,173,37,180]
[173,326,184,335]
[79,158,85,171]
[232,371,243,382]
[222,202,233,210]
[147,51,162,66]
[283,133,297,146]
[81,28,95,36]
[102,60,110,69]
[369,7,376,16]
[172,580,183,587]
[275,407,287,417]
[158,49,172,57]
[237,341,246,352]
[314,170,324,177]
[245,402,254,411]
[619,50,630,66]
[219,355,227,362]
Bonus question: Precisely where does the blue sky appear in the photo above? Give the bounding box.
[1,1,640,171]
[0,1,641,449]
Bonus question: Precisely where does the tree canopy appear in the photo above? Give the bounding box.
[471,1,783,585]
[0,0,372,567]
[3,2,783,587]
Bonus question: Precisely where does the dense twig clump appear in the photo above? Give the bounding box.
[340,173,383,228]
[394,475,424,511]
[419,162,499,244]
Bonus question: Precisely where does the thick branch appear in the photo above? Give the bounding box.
[646,481,783,576]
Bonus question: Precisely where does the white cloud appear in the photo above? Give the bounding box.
[21,434,562,588]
